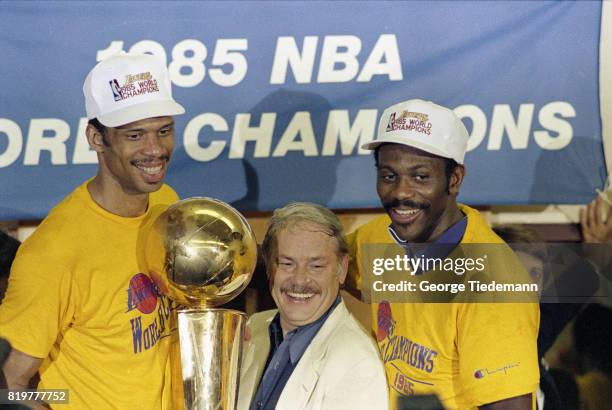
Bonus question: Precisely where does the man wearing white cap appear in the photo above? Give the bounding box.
[0,53,184,408]
[345,99,539,409]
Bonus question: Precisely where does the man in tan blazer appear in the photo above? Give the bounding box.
[238,202,389,410]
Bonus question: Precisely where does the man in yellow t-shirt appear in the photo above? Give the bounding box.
[0,53,185,409]
[346,99,540,409]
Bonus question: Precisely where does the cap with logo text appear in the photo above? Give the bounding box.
[362,99,469,164]
[83,53,185,127]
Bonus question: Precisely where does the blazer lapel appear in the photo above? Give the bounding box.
[276,353,324,410]
[237,313,274,410]
[276,301,350,410]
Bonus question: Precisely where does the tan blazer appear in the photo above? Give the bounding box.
[237,300,389,410]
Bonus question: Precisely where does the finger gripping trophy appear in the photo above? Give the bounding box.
[144,198,257,410]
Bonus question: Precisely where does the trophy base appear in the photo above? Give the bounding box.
[174,308,246,410]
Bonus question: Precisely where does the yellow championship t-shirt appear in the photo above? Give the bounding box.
[346,205,540,409]
[0,180,179,409]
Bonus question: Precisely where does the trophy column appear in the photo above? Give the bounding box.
[177,309,245,410]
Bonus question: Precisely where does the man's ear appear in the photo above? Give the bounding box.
[337,254,349,285]
[86,124,106,153]
[449,164,465,196]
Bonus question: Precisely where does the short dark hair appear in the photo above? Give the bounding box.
[373,144,459,181]
[88,118,109,145]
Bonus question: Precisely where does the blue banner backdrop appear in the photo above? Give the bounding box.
[0,1,606,219]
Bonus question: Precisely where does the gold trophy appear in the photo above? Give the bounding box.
[144,198,257,410]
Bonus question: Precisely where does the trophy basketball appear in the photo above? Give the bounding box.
[144,198,257,410]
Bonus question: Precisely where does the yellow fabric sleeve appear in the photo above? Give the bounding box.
[457,302,540,407]
[0,249,75,358]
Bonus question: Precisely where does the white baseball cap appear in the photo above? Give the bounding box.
[83,53,185,127]
[362,99,469,164]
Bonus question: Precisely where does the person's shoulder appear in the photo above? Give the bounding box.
[353,214,391,234]
[28,183,89,237]
[247,309,277,331]
[460,204,505,244]
[326,303,378,354]
[151,184,180,205]
[14,183,91,264]
[460,206,532,285]
[348,214,392,244]
[249,309,276,321]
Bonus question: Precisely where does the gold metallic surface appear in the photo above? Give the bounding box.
[177,309,245,410]
[144,197,257,308]
[144,198,256,409]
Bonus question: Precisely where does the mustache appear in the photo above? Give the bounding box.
[131,156,170,165]
[281,284,321,295]
[382,198,430,211]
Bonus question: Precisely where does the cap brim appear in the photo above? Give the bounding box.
[361,136,459,163]
[98,100,186,127]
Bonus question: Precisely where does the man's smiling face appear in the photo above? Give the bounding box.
[376,143,464,242]
[100,116,175,195]
[270,222,347,333]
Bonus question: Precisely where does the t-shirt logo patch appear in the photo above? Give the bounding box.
[385,110,432,135]
[377,300,395,342]
[377,300,439,388]
[108,71,159,102]
[474,363,520,379]
[127,273,158,314]
[127,273,174,354]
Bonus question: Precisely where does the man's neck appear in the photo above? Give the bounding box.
[88,174,149,217]
[427,205,464,243]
